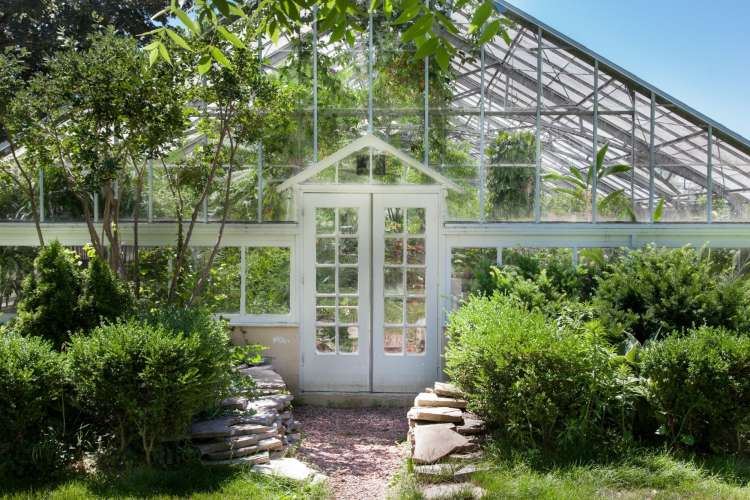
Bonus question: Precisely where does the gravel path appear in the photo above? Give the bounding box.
[294,406,409,500]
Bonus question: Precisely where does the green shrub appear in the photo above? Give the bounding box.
[642,327,750,453]
[0,331,67,478]
[68,314,234,465]
[594,245,750,343]
[15,241,83,348]
[78,253,133,331]
[445,294,635,452]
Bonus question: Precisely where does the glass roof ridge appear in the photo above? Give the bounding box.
[494,0,750,154]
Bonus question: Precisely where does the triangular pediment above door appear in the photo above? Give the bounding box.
[276,133,462,192]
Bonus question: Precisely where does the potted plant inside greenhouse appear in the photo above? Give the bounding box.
[2,0,750,497]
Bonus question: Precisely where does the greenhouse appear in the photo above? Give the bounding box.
[2,0,750,396]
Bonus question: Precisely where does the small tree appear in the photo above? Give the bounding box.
[15,241,83,348]
[78,248,134,331]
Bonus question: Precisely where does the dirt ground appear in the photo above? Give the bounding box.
[293,406,409,500]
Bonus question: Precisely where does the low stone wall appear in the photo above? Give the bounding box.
[191,365,301,465]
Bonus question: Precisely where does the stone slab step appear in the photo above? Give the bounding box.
[206,444,259,461]
[415,392,467,409]
[433,382,464,399]
[252,458,326,484]
[408,406,463,423]
[421,482,485,499]
[257,437,284,451]
[456,417,486,436]
[202,451,270,466]
[191,417,277,439]
[413,424,471,464]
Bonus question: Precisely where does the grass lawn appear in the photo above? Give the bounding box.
[393,445,750,499]
[0,463,330,500]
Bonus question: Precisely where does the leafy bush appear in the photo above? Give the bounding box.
[68,313,234,465]
[594,245,750,343]
[445,294,635,451]
[0,330,67,478]
[15,241,83,348]
[642,327,750,453]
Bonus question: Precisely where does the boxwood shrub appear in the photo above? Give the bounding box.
[642,327,750,453]
[0,330,67,478]
[67,313,234,465]
[445,294,636,452]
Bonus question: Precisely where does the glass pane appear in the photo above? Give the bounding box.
[338,267,358,294]
[384,208,403,233]
[339,296,358,307]
[316,327,336,353]
[316,307,335,323]
[406,268,426,294]
[384,297,404,324]
[316,238,336,264]
[406,298,425,325]
[339,238,358,264]
[339,326,358,353]
[384,267,404,294]
[407,238,425,265]
[245,247,291,315]
[406,327,426,354]
[406,208,426,234]
[339,306,358,324]
[385,238,404,265]
[384,327,403,354]
[316,208,336,234]
[316,267,335,294]
[339,208,358,234]
[317,295,335,307]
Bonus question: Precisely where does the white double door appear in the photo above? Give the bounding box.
[302,192,439,393]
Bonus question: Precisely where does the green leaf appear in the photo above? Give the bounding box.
[173,7,201,35]
[393,0,421,25]
[434,43,450,71]
[369,0,378,11]
[384,0,392,16]
[469,0,493,34]
[478,19,500,45]
[228,4,247,18]
[208,45,232,68]
[197,54,212,75]
[217,26,245,48]
[601,164,632,178]
[212,0,231,17]
[148,47,159,66]
[165,28,191,51]
[415,37,438,59]
[435,11,459,35]
[596,143,609,170]
[157,41,172,64]
[653,197,665,222]
[401,13,433,43]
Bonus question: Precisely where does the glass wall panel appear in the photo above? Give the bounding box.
[712,139,750,222]
[450,247,497,307]
[246,247,291,315]
[484,25,540,113]
[540,115,593,221]
[190,246,241,314]
[44,164,86,222]
[124,246,171,304]
[540,44,595,112]
[0,246,38,319]
[0,166,35,221]
[484,116,536,221]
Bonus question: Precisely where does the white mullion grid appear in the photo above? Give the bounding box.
[240,246,246,315]
[334,207,340,354]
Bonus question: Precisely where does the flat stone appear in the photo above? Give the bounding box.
[252,458,324,483]
[203,451,270,466]
[241,366,287,391]
[456,417,486,436]
[191,417,277,439]
[454,464,492,482]
[425,387,434,393]
[448,451,484,461]
[238,411,278,427]
[414,463,455,477]
[434,382,464,399]
[408,406,463,423]
[415,392,467,409]
[194,433,267,455]
[220,396,248,410]
[413,425,471,464]
[258,437,284,451]
[421,483,485,499]
[206,444,259,461]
